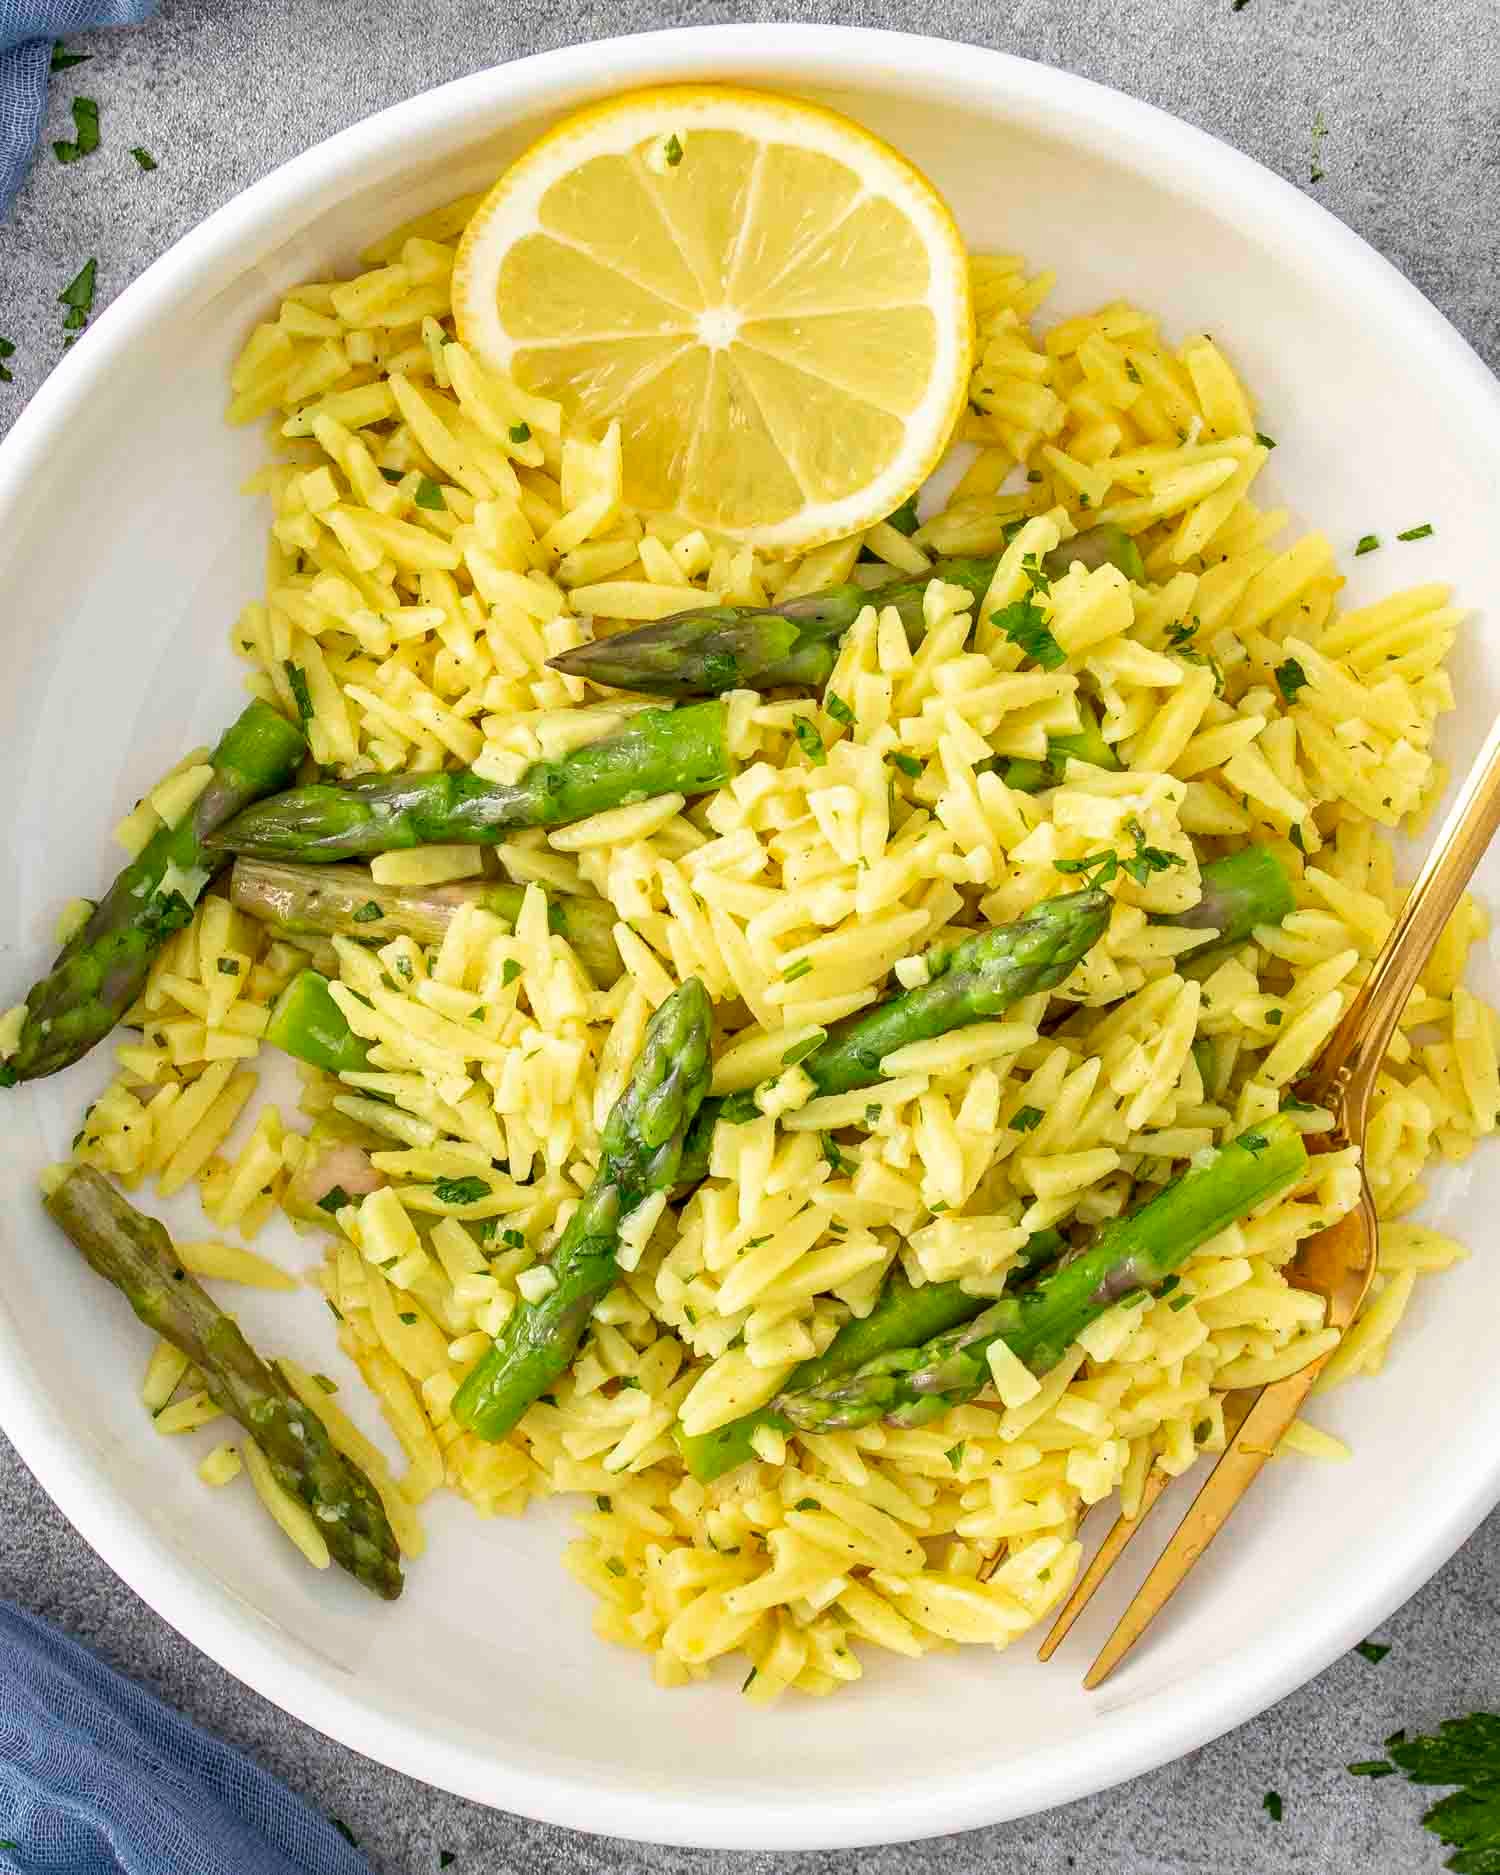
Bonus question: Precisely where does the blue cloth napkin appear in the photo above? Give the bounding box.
[0,1600,376,1873]
[1,0,156,216]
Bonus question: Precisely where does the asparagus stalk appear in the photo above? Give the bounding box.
[266,969,372,1076]
[1,702,306,1084]
[206,701,730,863]
[451,978,713,1443]
[674,887,1111,1187]
[1164,845,1297,963]
[1000,698,1120,791]
[677,1230,1065,1483]
[230,857,623,987]
[43,1165,402,1598]
[777,1116,1308,1432]
[546,526,1144,698]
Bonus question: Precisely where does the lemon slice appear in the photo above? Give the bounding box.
[452,85,973,551]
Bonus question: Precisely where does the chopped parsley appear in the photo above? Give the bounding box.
[440,1855,457,1870]
[1358,1711,1500,1871]
[1121,817,1187,887]
[821,1133,854,1176]
[1009,1106,1043,1133]
[1168,1292,1191,1311]
[1262,1790,1282,1821]
[1055,848,1119,886]
[1290,822,1309,855]
[502,1229,525,1249]
[414,476,446,511]
[433,1176,490,1205]
[0,336,13,384]
[398,1311,418,1326]
[794,1497,819,1511]
[508,421,531,443]
[1274,657,1310,704]
[50,43,92,70]
[1309,109,1329,185]
[1355,534,1381,556]
[990,595,1065,671]
[792,717,827,766]
[131,146,157,172]
[379,466,405,484]
[332,1820,358,1847]
[890,752,922,779]
[313,1373,338,1393]
[1397,522,1435,542]
[1354,1640,1391,1664]
[1165,620,1199,651]
[351,900,384,923]
[1254,430,1276,448]
[58,256,98,339]
[283,660,314,726]
[604,1556,626,1577]
[595,1495,611,1512]
[825,691,855,727]
[1124,359,1143,384]
[781,1033,823,1067]
[663,134,684,167]
[216,957,240,976]
[1348,1760,1397,1779]
[1266,1008,1283,1025]
[945,1441,966,1469]
[53,96,100,164]
[742,1667,758,1692]
[1240,1131,1270,1156]
[864,1104,881,1127]
[782,957,813,983]
[501,958,522,988]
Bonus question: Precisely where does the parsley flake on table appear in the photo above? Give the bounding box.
[1262,1790,1282,1820]
[50,42,92,70]
[0,337,13,384]
[1309,109,1329,184]
[53,95,100,163]
[992,595,1066,670]
[131,146,158,171]
[1357,1711,1500,1873]
[58,256,98,340]
[1354,1639,1391,1664]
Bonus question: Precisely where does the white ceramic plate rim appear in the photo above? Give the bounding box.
[3,23,1500,1850]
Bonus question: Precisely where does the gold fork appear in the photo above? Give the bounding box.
[1038,715,1500,1688]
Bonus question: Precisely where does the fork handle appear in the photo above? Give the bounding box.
[1301,712,1500,1124]
[1082,1363,1325,1688]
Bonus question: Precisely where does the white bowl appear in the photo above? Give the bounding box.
[2,23,1497,1851]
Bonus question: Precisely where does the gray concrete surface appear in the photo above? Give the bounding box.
[2,2,1498,1869]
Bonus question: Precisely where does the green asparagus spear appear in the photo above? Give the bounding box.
[230,857,623,986]
[1164,845,1297,965]
[43,1164,402,1598]
[777,1116,1308,1432]
[1,702,306,1084]
[265,969,372,1076]
[674,887,1111,1187]
[452,978,714,1443]
[546,526,1145,698]
[207,701,730,864]
[1000,698,1120,791]
[677,1230,1065,1483]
